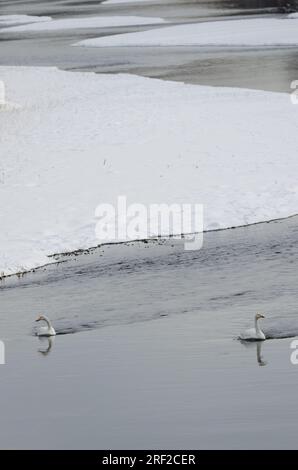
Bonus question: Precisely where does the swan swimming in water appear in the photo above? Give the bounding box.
[35,315,56,337]
[239,313,266,341]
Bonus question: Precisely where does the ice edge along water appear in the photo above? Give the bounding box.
[0,15,166,33]
[0,66,298,276]
[75,16,298,47]
[0,15,52,27]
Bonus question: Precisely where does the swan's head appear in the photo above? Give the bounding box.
[36,315,46,322]
[255,313,265,320]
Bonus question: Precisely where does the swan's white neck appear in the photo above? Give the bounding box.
[42,316,52,329]
[255,317,261,334]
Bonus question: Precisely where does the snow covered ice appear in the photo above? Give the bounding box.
[76,16,298,47]
[0,81,5,105]
[1,66,298,276]
[0,15,165,34]
[0,15,52,28]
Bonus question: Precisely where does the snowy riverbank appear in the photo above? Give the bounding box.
[0,15,52,27]
[0,15,165,33]
[76,16,298,47]
[1,66,298,276]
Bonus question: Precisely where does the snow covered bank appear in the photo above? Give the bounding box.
[0,81,5,105]
[75,16,298,47]
[0,15,165,34]
[0,80,20,111]
[1,66,298,275]
[0,15,51,27]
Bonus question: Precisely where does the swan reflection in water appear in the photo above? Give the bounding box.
[38,336,54,356]
[240,339,267,366]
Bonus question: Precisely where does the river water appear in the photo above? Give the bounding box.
[0,0,298,450]
[1,217,298,449]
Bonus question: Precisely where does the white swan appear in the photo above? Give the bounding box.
[35,315,56,337]
[239,313,266,341]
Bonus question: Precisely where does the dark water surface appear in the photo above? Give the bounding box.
[0,217,298,448]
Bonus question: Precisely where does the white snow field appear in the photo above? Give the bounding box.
[76,16,298,47]
[0,79,20,111]
[1,66,298,275]
[0,15,165,34]
[0,15,52,27]
[0,81,5,104]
